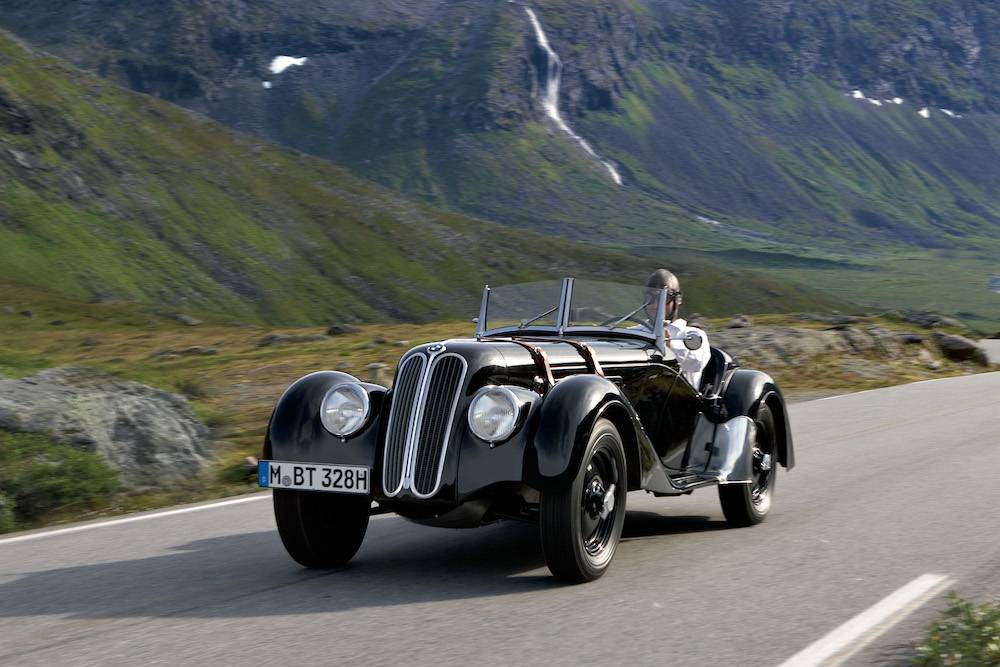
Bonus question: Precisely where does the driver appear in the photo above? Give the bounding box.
[643,269,710,389]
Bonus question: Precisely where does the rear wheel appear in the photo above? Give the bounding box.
[540,419,627,583]
[273,489,370,568]
[719,403,777,526]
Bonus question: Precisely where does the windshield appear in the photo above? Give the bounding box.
[482,280,563,331]
[567,279,654,332]
[479,278,661,338]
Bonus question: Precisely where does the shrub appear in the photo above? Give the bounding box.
[0,431,123,532]
[913,593,1000,666]
[0,493,14,533]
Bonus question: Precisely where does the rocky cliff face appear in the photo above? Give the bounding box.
[0,368,209,488]
[643,0,1000,111]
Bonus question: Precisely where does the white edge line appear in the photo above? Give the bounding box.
[808,370,1000,403]
[0,493,272,546]
[777,573,952,667]
[0,493,394,546]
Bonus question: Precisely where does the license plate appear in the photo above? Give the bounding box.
[258,460,370,495]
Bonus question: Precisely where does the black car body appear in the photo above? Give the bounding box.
[261,278,794,581]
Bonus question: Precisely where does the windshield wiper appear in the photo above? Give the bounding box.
[519,305,559,329]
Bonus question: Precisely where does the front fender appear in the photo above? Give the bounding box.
[722,369,794,469]
[526,375,630,491]
[266,371,388,482]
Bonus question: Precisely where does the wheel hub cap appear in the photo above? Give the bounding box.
[585,477,608,520]
[753,448,772,471]
[600,484,616,520]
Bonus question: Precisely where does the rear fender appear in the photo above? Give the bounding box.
[721,369,794,469]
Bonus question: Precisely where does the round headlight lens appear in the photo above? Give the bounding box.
[468,387,521,442]
[319,383,370,437]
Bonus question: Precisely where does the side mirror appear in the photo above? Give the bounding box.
[683,331,703,351]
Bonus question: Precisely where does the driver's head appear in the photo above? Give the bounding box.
[644,269,682,322]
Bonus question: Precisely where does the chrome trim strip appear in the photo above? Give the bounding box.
[382,354,426,497]
[409,353,469,499]
[654,287,668,358]
[397,346,450,492]
[476,285,490,339]
[557,276,573,336]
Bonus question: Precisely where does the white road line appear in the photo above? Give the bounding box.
[0,493,396,546]
[816,388,877,402]
[777,573,952,667]
[0,494,271,546]
[812,372,1000,403]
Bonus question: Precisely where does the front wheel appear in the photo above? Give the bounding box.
[540,418,628,583]
[273,489,370,568]
[718,403,778,526]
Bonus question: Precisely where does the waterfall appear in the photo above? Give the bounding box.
[524,7,623,186]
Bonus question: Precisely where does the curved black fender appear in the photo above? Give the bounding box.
[721,369,794,469]
[526,374,655,493]
[264,371,388,485]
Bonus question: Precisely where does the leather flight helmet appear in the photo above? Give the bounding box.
[645,269,683,319]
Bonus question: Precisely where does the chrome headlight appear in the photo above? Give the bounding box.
[468,386,521,443]
[319,383,370,437]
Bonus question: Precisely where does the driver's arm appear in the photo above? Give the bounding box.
[675,326,710,388]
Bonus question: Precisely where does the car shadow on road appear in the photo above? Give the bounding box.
[621,512,728,540]
[0,511,723,621]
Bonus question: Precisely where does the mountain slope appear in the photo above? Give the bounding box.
[6,0,1000,249]
[0,30,847,324]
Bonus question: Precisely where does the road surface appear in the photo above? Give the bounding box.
[1,372,998,666]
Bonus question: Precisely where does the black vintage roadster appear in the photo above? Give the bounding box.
[260,278,794,582]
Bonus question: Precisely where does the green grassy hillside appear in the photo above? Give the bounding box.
[4,1,998,329]
[0,31,849,325]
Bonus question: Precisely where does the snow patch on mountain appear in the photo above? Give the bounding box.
[269,56,308,75]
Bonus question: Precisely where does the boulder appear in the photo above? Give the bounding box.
[897,332,926,345]
[366,362,390,385]
[170,313,202,327]
[710,326,847,368]
[0,367,209,487]
[687,313,708,329]
[830,326,876,355]
[933,333,989,365]
[257,333,328,347]
[862,326,904,360]
[326,324,360,336]
[893,310,966,330]
[727,315,752,329]
[917,348,943,371]
[152,346,219,358]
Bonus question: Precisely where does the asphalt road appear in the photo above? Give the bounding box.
[1,372,999,666]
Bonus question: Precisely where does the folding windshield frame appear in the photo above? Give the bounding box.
[476,277,669,357]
